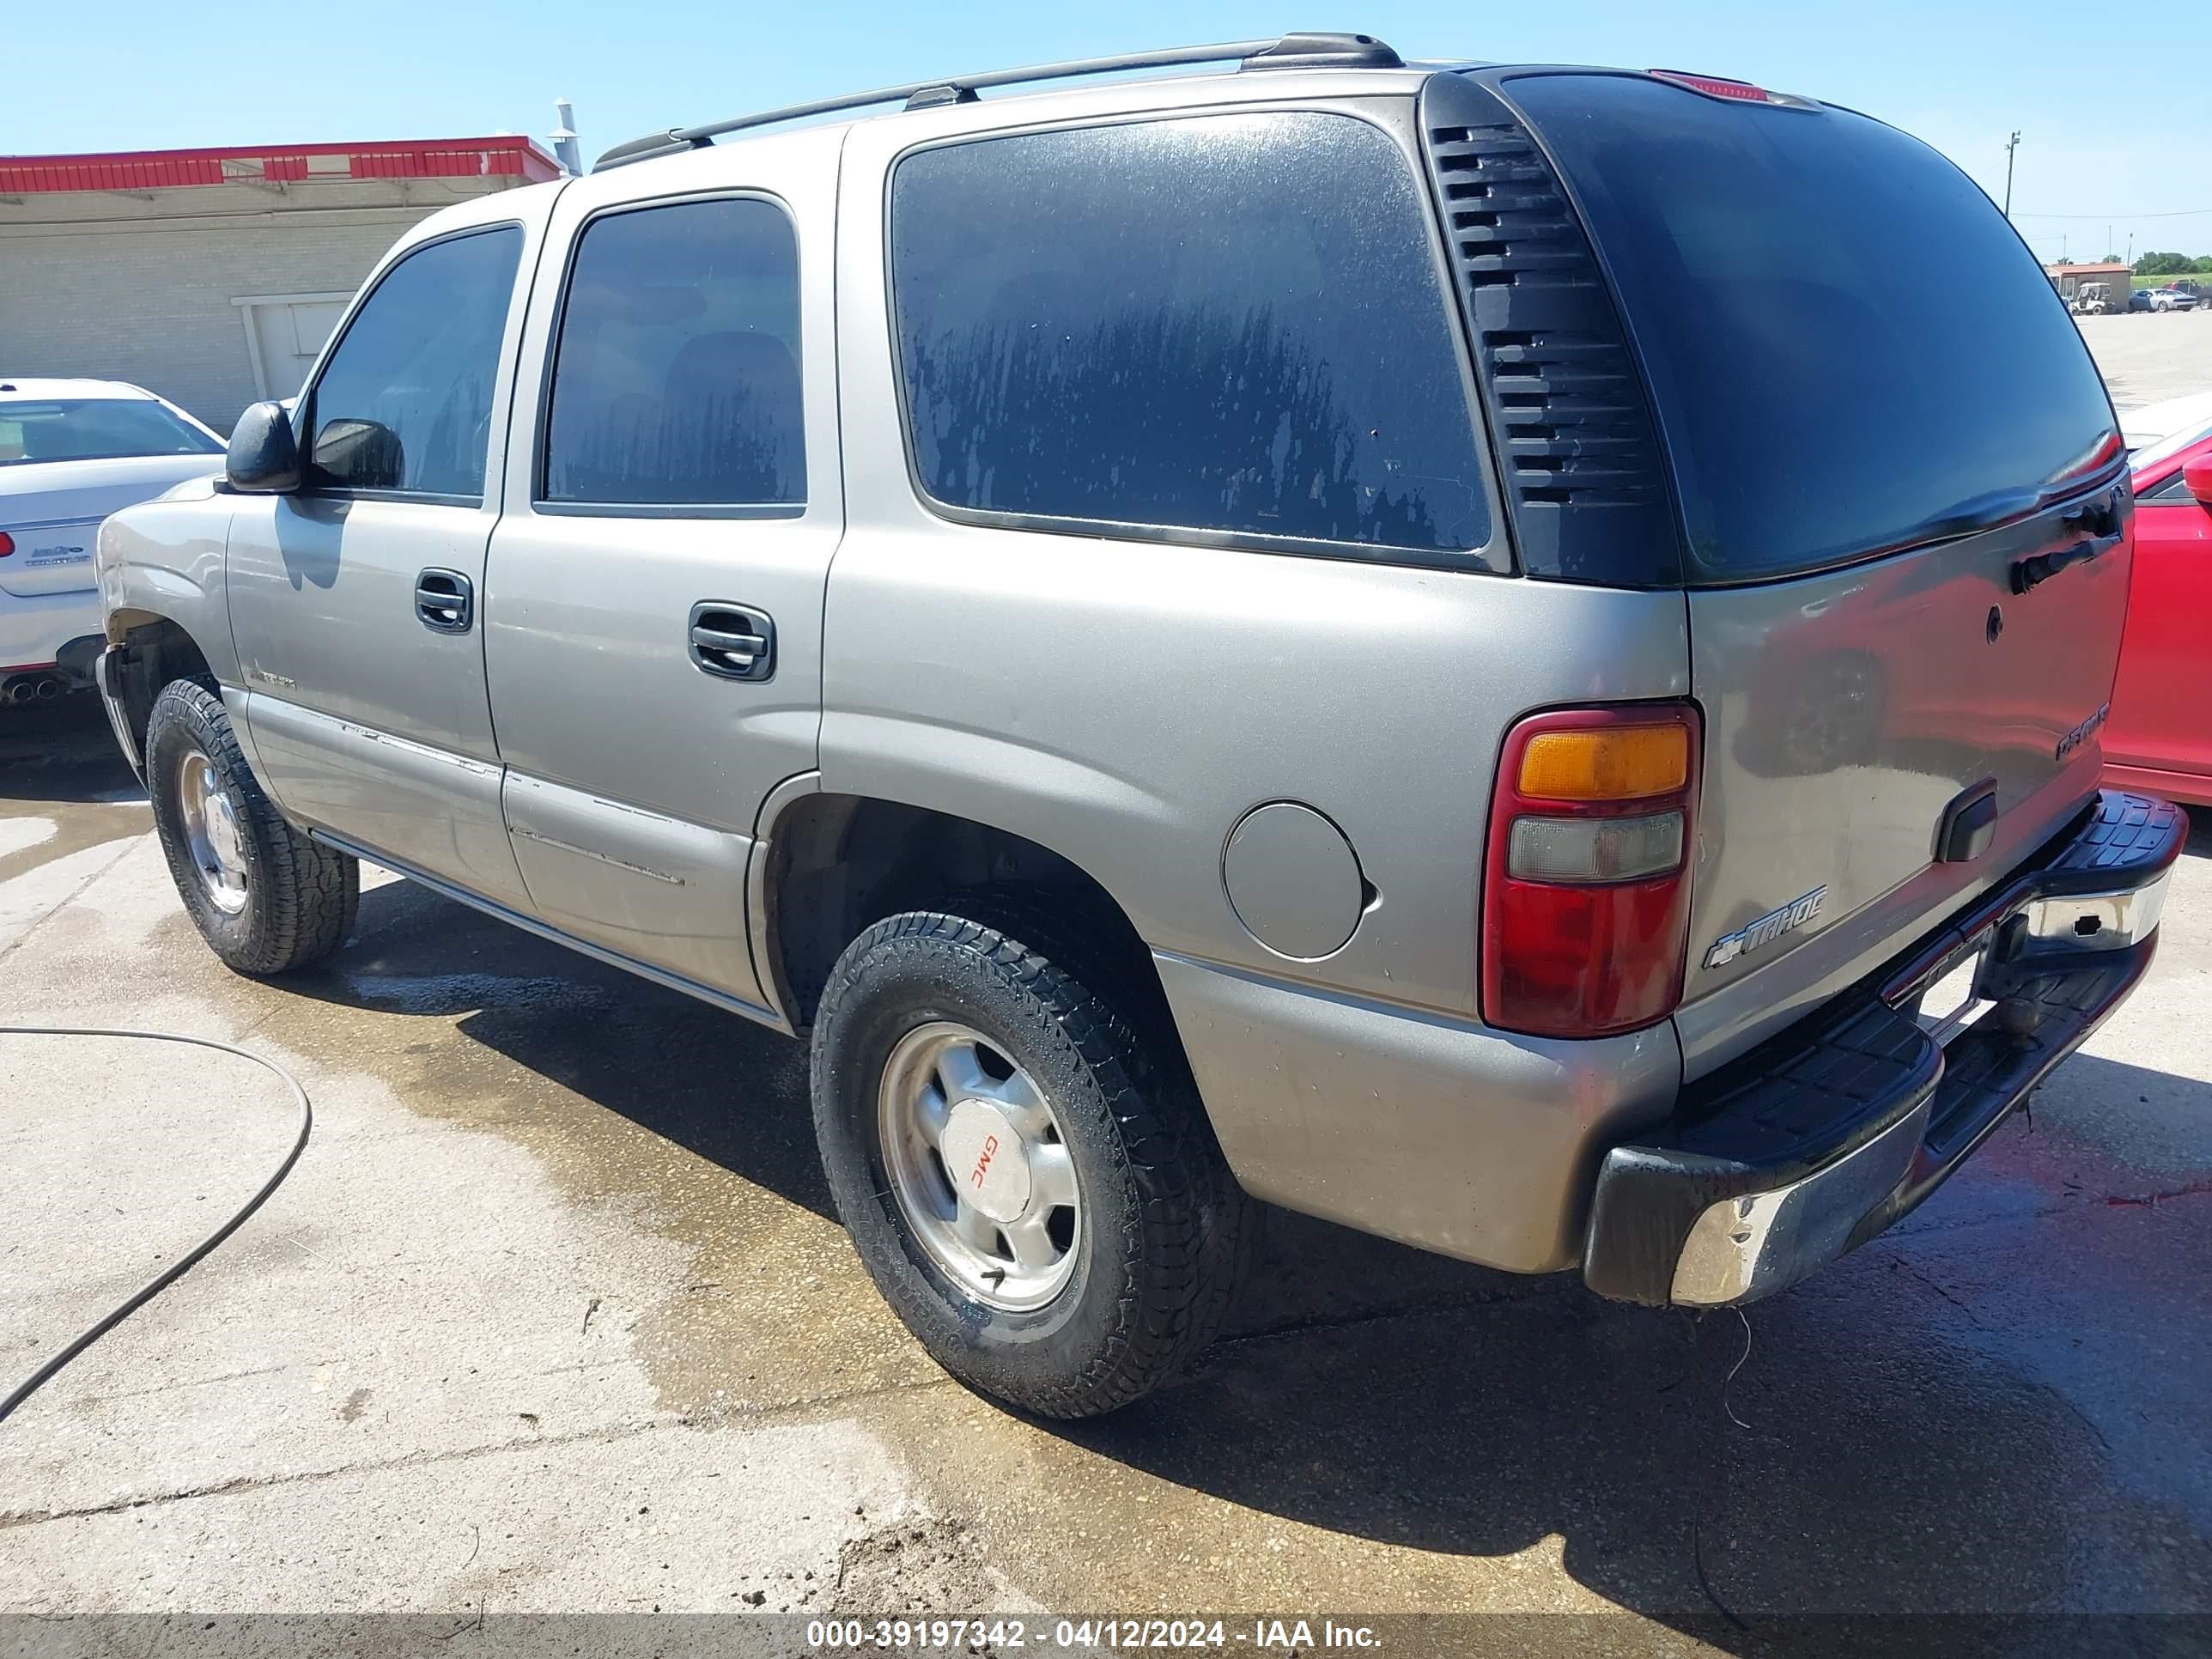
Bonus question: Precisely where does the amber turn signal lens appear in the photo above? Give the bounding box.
[1517,726,1690,802]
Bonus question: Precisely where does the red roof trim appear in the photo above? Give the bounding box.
[0,137,561,194]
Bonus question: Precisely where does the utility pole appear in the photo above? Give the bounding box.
[2002,131,2021,218]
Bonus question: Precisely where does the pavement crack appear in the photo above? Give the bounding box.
[1887,1252,1989,1330]
[0,1415,677,1530]
[1213,1275,1577,1353]
[0,1377,957,1531]
[2100,1178,2212,1208]
[0,831,150,971]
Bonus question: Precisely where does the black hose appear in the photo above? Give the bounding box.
[0,1026,311,1425]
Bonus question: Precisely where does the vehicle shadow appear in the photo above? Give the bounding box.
[0,696,143,806]
[263,874,2203,1639]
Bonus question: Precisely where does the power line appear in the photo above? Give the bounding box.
[2012,206,2212,220]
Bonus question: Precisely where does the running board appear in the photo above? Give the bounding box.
[307,828,794,1037]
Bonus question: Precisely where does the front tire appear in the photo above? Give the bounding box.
[810,902,1253,1419]
[145,679,358,975]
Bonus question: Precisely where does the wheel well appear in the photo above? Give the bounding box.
[766,794,1165,1030]
[105,612,214,757]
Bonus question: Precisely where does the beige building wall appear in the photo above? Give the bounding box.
[0,175,537,430]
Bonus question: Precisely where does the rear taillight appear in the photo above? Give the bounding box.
[1482,703,1701,1038]
[0,532,15,558]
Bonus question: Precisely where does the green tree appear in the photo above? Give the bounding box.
[2195,255,2212,274]
[2135,251,2193,276]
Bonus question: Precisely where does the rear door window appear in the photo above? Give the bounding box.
[542,196,805,509]
[1503,72,2120,581]
[888,111,1495,562]
[305,225,522,501]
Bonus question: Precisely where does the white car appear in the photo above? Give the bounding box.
[2,379,225,704]
[2120,390,2212,456]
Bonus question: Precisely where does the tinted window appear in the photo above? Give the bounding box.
[307,227,522,498]
[890,113,1492,556]
[544,198,805,507]
[2141,471,2197,503]
[0,399,220,466]
[1506,74,2120,580]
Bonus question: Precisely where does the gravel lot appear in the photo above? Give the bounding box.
[2075,310,2212,412]
[2,317,2209,1653]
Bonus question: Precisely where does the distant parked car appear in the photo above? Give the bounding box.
[2149,287,2198,313]
[2128,287,2156,312]
[0,379,223,705]
[2106,413,2212,805]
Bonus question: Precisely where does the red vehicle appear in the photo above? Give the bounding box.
[2106,419,2212,805]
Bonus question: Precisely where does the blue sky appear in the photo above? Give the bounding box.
[11,1,2209,264]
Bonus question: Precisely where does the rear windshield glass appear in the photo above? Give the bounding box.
[0,399,222,467]
[1504,73,2119,580]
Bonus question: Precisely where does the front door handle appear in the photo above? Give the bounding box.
[416,568,475,633]
[689,602,775,682]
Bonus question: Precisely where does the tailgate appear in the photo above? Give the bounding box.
[1492,70,2131,1073]
[1680,495,2129,1066]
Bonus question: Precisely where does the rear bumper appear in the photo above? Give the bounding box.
[1583,791,2186,1308]
[0,588,100,675]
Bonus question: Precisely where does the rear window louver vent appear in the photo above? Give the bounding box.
[1419,76,1682,586]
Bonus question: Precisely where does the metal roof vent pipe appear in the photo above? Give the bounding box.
[550,100,583,177]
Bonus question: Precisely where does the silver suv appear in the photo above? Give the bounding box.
[95,37,2183,1417]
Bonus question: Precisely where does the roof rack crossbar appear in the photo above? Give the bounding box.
[594,33,1401,170]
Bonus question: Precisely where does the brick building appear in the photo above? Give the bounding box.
[0,138,562,431]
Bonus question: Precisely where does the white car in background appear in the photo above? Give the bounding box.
[2,379,225,706]
[2121,390,2212,456]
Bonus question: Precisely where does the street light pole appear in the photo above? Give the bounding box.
[2002,130,2021,218]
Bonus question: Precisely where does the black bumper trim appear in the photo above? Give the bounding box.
[1583,792,2186,1308]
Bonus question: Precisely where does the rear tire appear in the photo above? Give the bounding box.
[810,897,1254,1419]
[145,679,358,975]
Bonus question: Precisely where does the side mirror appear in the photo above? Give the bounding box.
[309,418,404,490]
[225,400,300,494]
[2185,454,2212,508]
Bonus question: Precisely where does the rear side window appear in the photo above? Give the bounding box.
[306,226,522,500]
[0,399,220,466]
[890,112,1493,560]
[1504,73,2119,580]
[543,197,805,508]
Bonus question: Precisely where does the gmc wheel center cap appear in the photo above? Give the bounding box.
[940,1098,1030,1224]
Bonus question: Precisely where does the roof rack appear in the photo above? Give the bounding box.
[593,33,1403,170]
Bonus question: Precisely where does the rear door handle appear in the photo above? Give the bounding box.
[415,568,474,633]
[689,602,775,682]
[2010,532,2122,594]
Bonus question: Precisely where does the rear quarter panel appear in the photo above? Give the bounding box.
[817,80,1694,1272]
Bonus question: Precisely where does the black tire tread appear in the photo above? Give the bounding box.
[146,679,357,975]
[814,896,1254,1419]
